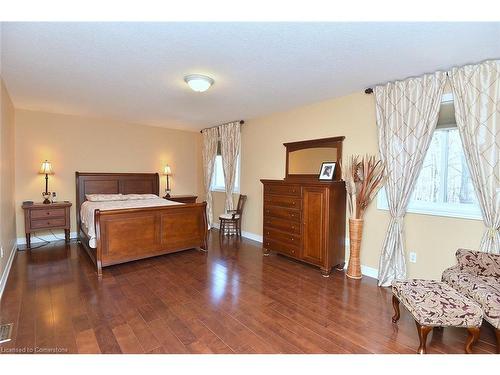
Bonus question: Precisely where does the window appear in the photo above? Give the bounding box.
[211,143,241,192]
[377,97,482,220]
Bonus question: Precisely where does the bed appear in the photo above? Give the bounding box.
[76,172,208,276]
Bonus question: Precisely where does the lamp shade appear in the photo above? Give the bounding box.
[163,165,172,176]
[39,160,54,175]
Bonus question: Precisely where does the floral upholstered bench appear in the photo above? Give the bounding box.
[392,279,483,354]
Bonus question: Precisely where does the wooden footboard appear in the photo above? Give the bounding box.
[94,202,207,276]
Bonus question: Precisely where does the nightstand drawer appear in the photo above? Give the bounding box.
[31,208,65,219]
[30,218,66,229]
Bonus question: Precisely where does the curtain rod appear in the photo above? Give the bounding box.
[200,120,245,133]
[364,72,451,94]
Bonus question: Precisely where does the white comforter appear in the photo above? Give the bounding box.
[80,198,182,248]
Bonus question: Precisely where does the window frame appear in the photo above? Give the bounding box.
[376,99,482,221]
[377,188,483,221]
[211,153,241,193]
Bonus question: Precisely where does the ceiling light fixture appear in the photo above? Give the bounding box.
[184,74,214,92]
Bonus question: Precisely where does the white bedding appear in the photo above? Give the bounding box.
[80,197,182,248]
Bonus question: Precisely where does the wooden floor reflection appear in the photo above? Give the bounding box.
[0,231,497,354]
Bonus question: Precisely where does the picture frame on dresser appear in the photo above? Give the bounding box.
[318,161,336,181]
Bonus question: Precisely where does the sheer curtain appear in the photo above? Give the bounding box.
[449,60,500,253]
[201,127,219,228]
[220,121,241,211]
[376,72,447,286]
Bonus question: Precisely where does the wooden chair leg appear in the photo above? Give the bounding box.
[496,328,500,354]
[392,295,400,323]
[465,327,480,354]
[415,321,432,354]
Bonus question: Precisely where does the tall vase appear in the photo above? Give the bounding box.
[346,218,364,279]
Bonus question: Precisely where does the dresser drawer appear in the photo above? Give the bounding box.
[31,208,65,219]
[263,238,300,258]
[264,195,301,209]
[264,206,301,222]
[264,184,300,197]
[30,218,66,229]
[263,217,301,235]
[264,227,301,247]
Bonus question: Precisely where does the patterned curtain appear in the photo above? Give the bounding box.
[201,127,219,228]
[220,122,241,211]
[449,60,500,253]
[376,72,447,287]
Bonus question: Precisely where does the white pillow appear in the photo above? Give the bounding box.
[125,194,160,200]
[85,194,126,202]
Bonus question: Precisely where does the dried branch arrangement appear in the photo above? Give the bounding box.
[343,155,386,220]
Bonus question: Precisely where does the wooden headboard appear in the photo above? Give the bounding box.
[75,172,160,229]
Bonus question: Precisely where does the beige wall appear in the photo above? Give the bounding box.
[8,81,485,280]
[0,78,17,292]
[214,91,483,279]
[15,109,203,238]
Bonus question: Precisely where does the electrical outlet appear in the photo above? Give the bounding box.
[0,246,4,258]
[409,251,417,263]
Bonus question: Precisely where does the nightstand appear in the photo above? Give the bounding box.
[165,195,197,204]
[22,202,72,248]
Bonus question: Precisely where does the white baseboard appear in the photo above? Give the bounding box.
[0,242,17,300]
[360,265,379,279]
[211,223,263,243]
[17,231,78,245]
[240,230,263,243]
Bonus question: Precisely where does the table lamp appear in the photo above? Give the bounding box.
[39,160,54,204]
[163,165,172,198]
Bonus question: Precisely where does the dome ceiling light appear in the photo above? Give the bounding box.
[184,74,214,92]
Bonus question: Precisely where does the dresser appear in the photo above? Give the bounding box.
[261,180,346,276]
[22,202,72,248]
[261,136,346,276]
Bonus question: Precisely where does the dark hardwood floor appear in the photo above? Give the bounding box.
[0,232,497,354]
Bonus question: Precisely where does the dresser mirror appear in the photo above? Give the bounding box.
[284,136,344,181]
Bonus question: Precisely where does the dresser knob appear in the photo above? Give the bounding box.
[46,212,50,215]
[266,231,269,235]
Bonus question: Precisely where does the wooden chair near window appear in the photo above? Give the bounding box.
[219,194,247,237]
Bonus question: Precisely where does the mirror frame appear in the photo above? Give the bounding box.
[284,136,344,181]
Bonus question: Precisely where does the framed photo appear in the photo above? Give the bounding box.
[318,162,336,181]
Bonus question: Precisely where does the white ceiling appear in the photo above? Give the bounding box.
[2,22,500,131]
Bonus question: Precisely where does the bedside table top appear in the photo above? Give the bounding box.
[167,195,197,199]
[22,201,72,209]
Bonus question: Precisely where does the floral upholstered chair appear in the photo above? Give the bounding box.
[442,249,500,352]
